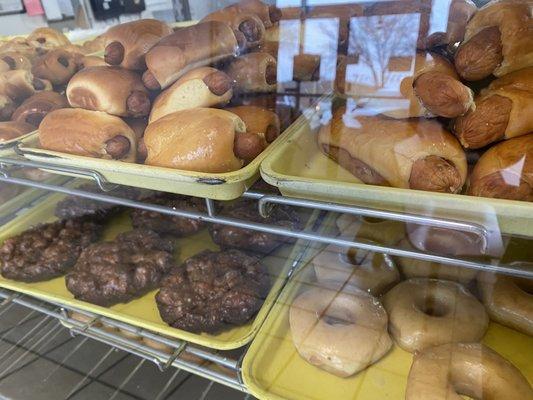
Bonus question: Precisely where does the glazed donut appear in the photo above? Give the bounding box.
[383,279,488,352]
[478,272,533,336]
[406,343,533,400]
[32,49,80,86]
[312,245,399,295]
[336,214,406,246]
[396,239,477,284]
[289,287,392,377]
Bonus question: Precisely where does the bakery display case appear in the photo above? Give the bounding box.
[0,0,531,399]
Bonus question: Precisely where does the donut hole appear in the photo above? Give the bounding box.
[415,295,449,317]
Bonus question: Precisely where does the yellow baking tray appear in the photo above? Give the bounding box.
[0,192,315,349]
[17,115,306,200]
[241,254,533,400]
[0,130,38,155]
[260,115,533,237]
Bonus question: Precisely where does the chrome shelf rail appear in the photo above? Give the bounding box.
[0,158,530,278]
[0,289,248,393]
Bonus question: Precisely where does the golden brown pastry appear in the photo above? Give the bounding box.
[67,66,150,117]
[0,52,32,71]
[318,106,467,193]
[11,91,68,126]
[235,93,298,131]
[468,134,532,201]
[78,55,107,69]
[201,7,265,51]
[32,49,80,86]
[225,52,277,93]
[27,27,70,49]
[80,35,106,54]
[233,0,282,28]
[144,108,250,172]
[104,19,173,70]
[455,0,533,80]
[123,117,148,162]
[0,38,37,57]
[149,67,233,122]
[0,94,16,121]
[142,21,239,90]
[454,67,533,149]
[0,70,50,102]
[0,120,35,142]
[39,108,137,161]
[257,41,320,82]
[226,105,280,143]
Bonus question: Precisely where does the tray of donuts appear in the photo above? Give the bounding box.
[0,26,106,151]
[13,1,321,200]
[241,212,533,400]
[0,183,317,349]
[261,0,533,237]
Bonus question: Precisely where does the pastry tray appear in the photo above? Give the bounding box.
[17,115,307,200]
[241,214,533,400]
[0,130,37,155]
[259,109,533,237]
[0,192,317,350]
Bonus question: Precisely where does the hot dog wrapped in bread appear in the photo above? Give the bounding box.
[201,6,265,51]
[67,66,151,117]
[318,106,467,193]
[32,49,80,86]
[0,120,34,142]
[80,35,106,55]
[0,70,51,102]
[233,0,282,28]
[0,52,32,71]
[225,52,277,93]
[469,134,532,201]
[142,21,239,90]
[0,94,15,121]
[0,38,37,58]
[104,19,173,70]
[12,91,68,126]
[144,108,255,172]
[27,27,70,49]
[455,0,533,80]
[39,108,137,162]
[78,55,107,70]
[454,67,533,149]
[149,67,233,123]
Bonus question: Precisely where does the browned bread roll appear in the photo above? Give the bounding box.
[469,134,532,201]
[318,106,467,193]
[455,0,533,80]
[234,0,282,28]
[0,120,34,142]
[225,52,277,93]
[149,67,233,123]
[235,93,298,131]
[12,91,68,126]
[142,21,239,90]
[201,7,265,51]
[0,38,38,57]
[226,105,280,143]
[80,35,106,54]
[0,52,32,71]
[32,49,80,86]
[454,67,533,149]
[257,41,320,82]
[39,108,137,161]
[0,70,50,102]
[67,66,150,117]
[123,117,147,162]
[365,0,476,49]
[104,19,173,70]
[27,27,70,49]
[0,94,15,121]
[144,108,248,172]
[78,55,107,69]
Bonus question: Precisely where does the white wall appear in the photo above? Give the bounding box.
[0,13,48,36]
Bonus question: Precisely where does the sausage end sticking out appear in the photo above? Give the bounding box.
[413,71,473,118]
[202,71,233,96]
[454,94,512,149]
[469,171,532,201]
[234,132,265,163]
[105,135,131,159]
[137,137,147,163]
[233,30,247,53]
[32,78,45,90]
[239,19,261,43]
[126,90,151,116]
[268,6,282,24]
[2,56,16,70]
[104,41,125,66]
[409,155,462,193]
[25,112,46,127]
[265,63,277,85]
[265,124,279,143]
[455,26,503,81]
[57,56,69,68]
[142,70,161,91]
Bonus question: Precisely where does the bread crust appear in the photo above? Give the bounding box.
[0,120,34,141]
[144,108,246,172]
[318,106,467,192]
[225,52,277,93]
[39,108,137,161]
